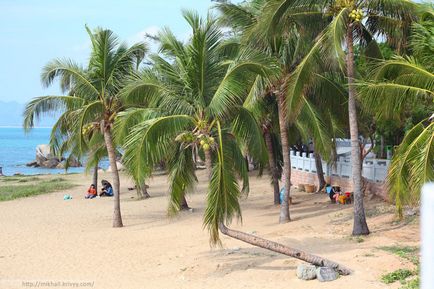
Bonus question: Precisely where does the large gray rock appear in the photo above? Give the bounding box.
[42,158,60,169]
[36,144,54,163]
[316,267,338,282]
[296,264,317,280]
[26,144,61,168]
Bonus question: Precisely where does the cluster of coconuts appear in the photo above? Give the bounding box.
[175,132,215,151]
[349,8,363,22]
[199,136,215,151]
[82,124,94,136]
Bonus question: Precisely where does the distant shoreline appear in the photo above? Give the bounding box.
[0,126,52,129]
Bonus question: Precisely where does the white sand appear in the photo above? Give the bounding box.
[0,170,419,289]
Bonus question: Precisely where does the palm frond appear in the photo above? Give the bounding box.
[204,121,242,245]
[123,115,195,184]
[387,120,434,217]
[167,147,198,214]
[23,96,84,131]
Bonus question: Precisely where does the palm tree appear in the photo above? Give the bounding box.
[120,10,271,212]
[360,12,434,217]
[247,93,283,204]
[216,0,329,223]
[23,26,147,227]
[120,11,351,274]
[264,0,418,235]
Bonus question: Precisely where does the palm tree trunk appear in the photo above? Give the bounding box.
[103,128,123,228]
[92,164,98,192]
[314,151,326,192]
[346,26,369,236]
[204,149,212,180]
[277,91,291,223]
[136,181,151,199]
[218,223,351,275]
[180,195,190,210]
[264,130,280,205]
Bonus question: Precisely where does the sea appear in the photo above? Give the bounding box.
[0,127,107,176]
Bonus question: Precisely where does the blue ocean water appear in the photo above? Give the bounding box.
[0,127,106,176]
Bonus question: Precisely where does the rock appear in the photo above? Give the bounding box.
[296,264,317,280]
[26,161,39,167]
[32,144,62,168]
[404,207,419,216]
[42,158,60,169]
[56,163,65,169]
[36,144,54,163]
[316,267,338,282]
[66,157,82,167]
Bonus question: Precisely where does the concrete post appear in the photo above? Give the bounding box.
[422,183,434,289]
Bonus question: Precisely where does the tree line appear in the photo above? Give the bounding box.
[23,0,433,271]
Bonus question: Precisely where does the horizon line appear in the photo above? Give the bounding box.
[0,126,52,129]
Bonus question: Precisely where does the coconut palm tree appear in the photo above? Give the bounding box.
[216,0,329,223]
[360,12,434,217]
[119,10,271,212]
[263,0,419,235]
[119,11,351,274]
[23,26,147,227]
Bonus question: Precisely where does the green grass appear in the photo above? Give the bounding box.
[381,269,414,284]
[400,279,419,289]
[0,177,74,201]
[378,246,419,265]
[378,246,420,288]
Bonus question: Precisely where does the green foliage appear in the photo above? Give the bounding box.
[379,246,420,289]
[0,177,74,201]
[381,269,414,284]
[1,176,41,183]
[400,278,419,289]
[203,122,243,245]
[120,12,270,243]
[23,25,148,175]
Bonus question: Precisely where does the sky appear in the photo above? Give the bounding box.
[0,0,230,104]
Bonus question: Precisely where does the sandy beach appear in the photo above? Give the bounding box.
[0,171,419,289]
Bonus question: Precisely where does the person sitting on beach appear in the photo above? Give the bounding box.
[325,184,337,203]
[99,180,114,197]
[85,184,97,199]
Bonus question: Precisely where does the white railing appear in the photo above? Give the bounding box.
[290,150,390,182]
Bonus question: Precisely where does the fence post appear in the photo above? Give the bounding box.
[422,183,434,289]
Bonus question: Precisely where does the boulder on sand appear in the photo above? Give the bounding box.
[296,264,317,280]
[316,267,338,282]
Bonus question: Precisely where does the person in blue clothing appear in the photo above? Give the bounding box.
[325,184,337,203]
[99,180,114,197]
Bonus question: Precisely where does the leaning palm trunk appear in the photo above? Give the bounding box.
[103,128,123,228]
[218,223,351,275]
[264,130,280,205]
[346,26,369,235]
[277,91,291,222]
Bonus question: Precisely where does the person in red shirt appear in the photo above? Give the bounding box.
[85,184,97,199]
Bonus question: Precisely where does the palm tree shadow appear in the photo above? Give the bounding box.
[208,247,292,277]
